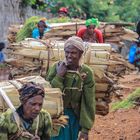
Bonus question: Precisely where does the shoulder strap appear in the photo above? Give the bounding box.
[12,111,40,138]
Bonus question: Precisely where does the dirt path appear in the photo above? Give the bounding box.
[92,108,140,140]
[89,73,140,140]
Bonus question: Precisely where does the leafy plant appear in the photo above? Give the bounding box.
[111,88,140,111]
[16,16,41,42]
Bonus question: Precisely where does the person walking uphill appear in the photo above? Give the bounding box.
[46,36,96,140]
[0,82,52,140]
[77,18,103,43]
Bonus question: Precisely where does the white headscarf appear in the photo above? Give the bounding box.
[64,36,85,53]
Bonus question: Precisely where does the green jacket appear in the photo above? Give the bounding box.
[46,63,96,133]
[0,109,52,140]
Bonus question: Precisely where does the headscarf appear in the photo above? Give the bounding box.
[38,18,51,28]
[64,36,85,53]
[19,82,45,104]
[85,18,99,27]
[58,7,68,14]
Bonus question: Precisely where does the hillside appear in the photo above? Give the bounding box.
[89,73,140,140]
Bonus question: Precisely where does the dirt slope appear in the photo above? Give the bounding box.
[89,73,140,140]
[92,108,140,140]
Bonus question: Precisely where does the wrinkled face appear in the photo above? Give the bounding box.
[87,25,96,35]
[23,95,43,119]
[64,45,82,67]
[38,22,45,33]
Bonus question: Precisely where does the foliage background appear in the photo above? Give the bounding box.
[22,0,140,22]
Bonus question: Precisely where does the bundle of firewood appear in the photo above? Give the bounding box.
[43,22,138,47]
[6,40,136,115]
[102,24,138,47]
[7,21,138,48]
[0,76,65,118]
[7,25,22,43]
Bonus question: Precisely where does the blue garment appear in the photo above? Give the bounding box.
[0,52,5,62]
[135,47,140,68]
[32,27,51,39]
[51,109,80,140]
[129,43,137,64]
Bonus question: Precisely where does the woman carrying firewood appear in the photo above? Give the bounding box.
[0,82,52,140]
[77,18,103,43]
[32,19,51,39]
[46,36,96,140]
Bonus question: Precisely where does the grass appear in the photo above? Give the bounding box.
[0,63,8,68]
[111,88,140,111]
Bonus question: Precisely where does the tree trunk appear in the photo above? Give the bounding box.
[0,0,22,41]
[0,0,51,42]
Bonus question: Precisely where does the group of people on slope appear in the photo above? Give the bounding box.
[32,17,103,43]
[0,36,95,140]
[32,7,104,43]
[1,7,140,139]
[0,12,99,140]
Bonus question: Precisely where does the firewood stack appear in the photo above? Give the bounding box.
[7,21,138,48]
[6,40,135,115]
[7,25,22,43]
[102,23,138,47]
[43,22,138,47]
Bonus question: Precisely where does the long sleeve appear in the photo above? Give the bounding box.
[0,110,15,140]
[41,110,52,140]
[94,28,104,43]
[77,26,87,39]
[46,63,64,91]
[46,63,96,134]
[0,116,8,140]
[79,67,96,133]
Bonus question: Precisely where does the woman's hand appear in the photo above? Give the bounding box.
[78,131,88,140]
[31,135,40,140]
[56,62,67,77]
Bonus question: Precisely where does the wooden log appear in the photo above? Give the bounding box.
[96,83,109,92]
[0,76,64,118]
[96,92,108,98]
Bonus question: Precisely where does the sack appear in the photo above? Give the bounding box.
[0,76,63,117]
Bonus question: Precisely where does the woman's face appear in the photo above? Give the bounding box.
[87,25,96,35]
[64,45,82,67]
[23,95,44,119]
[38,22,45,33]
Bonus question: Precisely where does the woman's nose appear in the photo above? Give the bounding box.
[67,53,72,57]
[35,105,40,111]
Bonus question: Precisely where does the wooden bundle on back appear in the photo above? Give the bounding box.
[0,76,63,118]
[9,41,132,115]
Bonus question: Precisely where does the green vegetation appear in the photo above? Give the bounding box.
[48,17,71,23]
[21,0,140,22]
[16,16,41,42]
[0,63,9,68]
[16,16,73,42]
[22,0,49,11]
[111,88,140,111]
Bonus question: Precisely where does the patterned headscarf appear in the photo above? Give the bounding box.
[19,82,45,104]
[85,18,99,27]
[64,36,85,53]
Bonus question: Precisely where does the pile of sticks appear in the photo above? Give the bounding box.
[6,40,135,115]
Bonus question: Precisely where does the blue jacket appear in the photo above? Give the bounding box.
[32,27,51,39]
[0,52,5,63]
